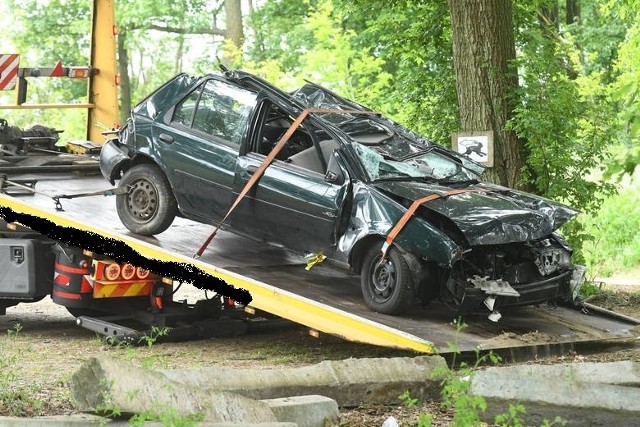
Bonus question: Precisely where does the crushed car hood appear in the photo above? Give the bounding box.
[373,181,578,246]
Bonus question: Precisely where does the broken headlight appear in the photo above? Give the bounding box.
[533,239,572,276]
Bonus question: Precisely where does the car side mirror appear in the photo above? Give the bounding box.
[325,152,345,185]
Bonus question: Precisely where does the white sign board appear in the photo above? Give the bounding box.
[452,131,494,167]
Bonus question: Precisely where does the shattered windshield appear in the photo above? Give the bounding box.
[353,143,479,182]
[292,83,482,183]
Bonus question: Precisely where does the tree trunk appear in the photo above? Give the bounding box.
[225,0,243,48]
[566,0,580,24]
[175,35,184,74]
[117,30,132,125]
[447,0,524,188]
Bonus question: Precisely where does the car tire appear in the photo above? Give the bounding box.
[116,164,177,236]
[360,242,413,315]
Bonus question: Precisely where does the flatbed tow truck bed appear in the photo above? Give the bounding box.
[1,174,638,358]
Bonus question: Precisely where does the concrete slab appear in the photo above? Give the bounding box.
[262,395,339,427]
[163,355,448,406]
[0,414,125,426]
[470,361,640,426]
[70,356,277,424]
[0,417,296,427]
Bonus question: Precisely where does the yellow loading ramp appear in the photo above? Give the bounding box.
[0,192,436,354]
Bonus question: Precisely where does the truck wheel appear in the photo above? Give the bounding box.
[360,242,413,315]
[116,164,177,236]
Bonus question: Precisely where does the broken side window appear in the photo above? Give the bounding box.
[172,79,257,147]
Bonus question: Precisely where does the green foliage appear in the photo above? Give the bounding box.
[507,4,618,255]
[510,22,615,212]
[398,389,419,408]
[129,407,204,427]
[605,1,640,179]
[1,0,91,140]
[7,0,91,102]
[494,404,527,427]
[246,0,458,144]
[582,175,640,276]
[322,0,458,144]
[139,325,171,347]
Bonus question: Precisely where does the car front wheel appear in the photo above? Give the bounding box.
[116,164,177,236]
[360,242,413,315]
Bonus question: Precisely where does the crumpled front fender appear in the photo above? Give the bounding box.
[338,182,463,268]
[99,139,131,185]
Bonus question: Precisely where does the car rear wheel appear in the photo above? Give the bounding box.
[360,242,413,315]
[116,164,177,236]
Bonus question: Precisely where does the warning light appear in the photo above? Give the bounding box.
[104,263,121,281]
[121,263,136,280]
[68,67,91,78]
[136,267,150,279]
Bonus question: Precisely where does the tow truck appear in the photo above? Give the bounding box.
[0,0,638,358]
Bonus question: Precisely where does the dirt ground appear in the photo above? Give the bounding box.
[1,283,639,426]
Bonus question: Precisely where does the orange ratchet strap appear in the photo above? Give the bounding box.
[194,107,379,258]
[380,189,489,258]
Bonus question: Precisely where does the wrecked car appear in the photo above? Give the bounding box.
[99,69,585,318]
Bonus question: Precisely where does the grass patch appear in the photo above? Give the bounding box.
[0,323,47,416]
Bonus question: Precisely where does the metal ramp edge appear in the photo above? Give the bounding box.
[0,193,436,353]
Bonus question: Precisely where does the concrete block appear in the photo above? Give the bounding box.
[70,356,277,424]
[163,355,448,406]
[470,361,640,426]
[261,395,339,427]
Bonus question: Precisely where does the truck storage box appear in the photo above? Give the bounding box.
[0,238,53,298]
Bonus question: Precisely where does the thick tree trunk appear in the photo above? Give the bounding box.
[447,0,524,188]
[117,30,132,125]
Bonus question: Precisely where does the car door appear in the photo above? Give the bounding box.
[151,78,257,223]
[232,102,351,255]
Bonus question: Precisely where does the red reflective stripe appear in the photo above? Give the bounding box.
[52,289,82,300]
[54,262,88,275]
[0,54,19,90]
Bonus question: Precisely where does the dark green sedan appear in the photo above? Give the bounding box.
[99,69,585,318]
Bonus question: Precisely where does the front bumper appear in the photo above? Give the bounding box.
[453,270,573,313]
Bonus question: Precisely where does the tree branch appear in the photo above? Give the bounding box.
[131,23,226,37]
